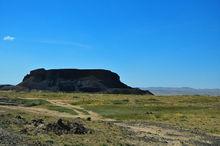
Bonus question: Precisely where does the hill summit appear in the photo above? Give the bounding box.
[17,68,153,95]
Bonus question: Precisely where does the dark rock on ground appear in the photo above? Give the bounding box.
[86,117,91,121]
[16,115,24,120]
[31,119,44,127]
[45,119,89,135]
[16,68,153,95]
[20,128,29,134]
[14,115,28,125]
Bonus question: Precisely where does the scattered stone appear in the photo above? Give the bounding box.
[14,115,28,125]
[86,117,91,121]
[31,119,44,127]
[20,128,28,134]
[45,119,89,135]
[16,115,23,119]
[145,111,153,114]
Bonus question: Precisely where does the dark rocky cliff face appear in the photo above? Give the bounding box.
[17,68,153,95]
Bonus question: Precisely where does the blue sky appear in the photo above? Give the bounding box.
[0,0,220,88]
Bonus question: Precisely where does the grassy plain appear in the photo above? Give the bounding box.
[0,91,219,134]
[0,91,220,145]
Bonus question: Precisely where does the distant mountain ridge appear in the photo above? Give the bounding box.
[0,84,14,90]
[143,87,220,96]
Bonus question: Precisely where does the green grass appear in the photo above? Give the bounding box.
[17,98,49,107]
[0,106,131,146]
[0,97,49,107]
[73,108,90,115]
[0,91,220,134]
[84,104,207,120]
[81,95,220,134]
[46,105,78,115]
[111,99,129,104]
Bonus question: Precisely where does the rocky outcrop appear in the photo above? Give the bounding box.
[45,119,89,135]
[17,68,153,95]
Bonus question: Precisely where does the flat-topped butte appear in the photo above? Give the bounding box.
[16,68,153,95]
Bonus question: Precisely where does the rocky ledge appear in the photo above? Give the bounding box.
[16,68,153,95]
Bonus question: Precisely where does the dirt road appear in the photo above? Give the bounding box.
[1,97,220,145]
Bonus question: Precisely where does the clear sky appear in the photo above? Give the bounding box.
[0,0,220,88]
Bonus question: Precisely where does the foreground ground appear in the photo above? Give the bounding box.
[0,91,220,145]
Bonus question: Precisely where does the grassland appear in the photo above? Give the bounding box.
[0,91,220,145]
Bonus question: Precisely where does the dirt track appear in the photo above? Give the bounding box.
[48,100,102,120]
[47,99,220,145]
[1,97,220,145]
[116,122,220,145]
[0,105,77,118]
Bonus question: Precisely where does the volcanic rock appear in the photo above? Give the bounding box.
[45,119,89,135]
[17,68,153,95]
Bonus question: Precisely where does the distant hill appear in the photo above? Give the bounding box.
[15,68,153,95]
[142,87,220,96]
[0,84,15,90]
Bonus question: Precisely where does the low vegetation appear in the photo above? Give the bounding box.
[83,95,220,134]
[46,105,78,115]
[0,91,220,145]
[0,97,49,107]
